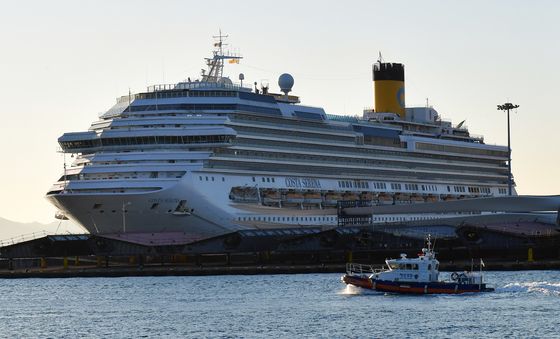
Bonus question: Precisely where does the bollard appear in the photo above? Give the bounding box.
[129,256,136,265]
[74,256,80,266]
[40,257,47,269]
[528,248,534,262]
[96,256,103,267]
[63,257,68,269]
[347,251,353,263]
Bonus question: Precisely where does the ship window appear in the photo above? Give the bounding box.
[262,178,265,182]
[211,177,215,181]
[93,203,102,209]
[205,176,208,181]
[413,264,418,270]
[222,177,225,182]
[405,264,412,270]
[428,264,432,270]
[272,178,275,183]
[252,177,256,182]
[266,178,270,182]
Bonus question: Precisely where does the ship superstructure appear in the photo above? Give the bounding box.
[46,34,514,239]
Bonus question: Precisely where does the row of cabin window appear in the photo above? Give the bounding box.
[234,135,504,166]
[251,177,275,183]
[416,142,509,158]
[134,90,237,100]
[61,135,232,149]
[199,176,226,182]
[338,180,369,189]
[238,216,336,222]
[127,103,282,116]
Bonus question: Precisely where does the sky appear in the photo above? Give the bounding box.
[0,0,559,228]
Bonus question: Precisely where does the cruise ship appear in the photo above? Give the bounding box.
[46,33,515,239]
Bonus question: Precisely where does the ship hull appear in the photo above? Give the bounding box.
[342,275,494,294]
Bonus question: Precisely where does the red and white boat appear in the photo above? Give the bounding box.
[342,236,494,294]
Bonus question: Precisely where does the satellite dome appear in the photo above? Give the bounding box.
[278,73,294,95]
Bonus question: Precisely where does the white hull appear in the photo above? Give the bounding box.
[48,171,514,239]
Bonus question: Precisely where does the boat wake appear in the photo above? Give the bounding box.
[339,284,378,295]
[500,282,560,296]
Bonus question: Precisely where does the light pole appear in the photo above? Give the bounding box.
[497,102,519,196]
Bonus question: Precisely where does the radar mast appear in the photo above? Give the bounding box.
[201,30,242,83]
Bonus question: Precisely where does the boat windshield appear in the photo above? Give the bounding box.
[388,263,419,270]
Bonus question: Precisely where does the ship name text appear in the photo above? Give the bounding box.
[285,177,322,189]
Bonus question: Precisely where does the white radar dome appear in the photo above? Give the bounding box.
[278,73,294,95]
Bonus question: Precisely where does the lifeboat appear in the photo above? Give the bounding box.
[262,190,281,206]
[229,187,259,202]
[426,195,438,203]
[410,194,425,203]
[378,192,394,205]
[303,192,322,205]
[360,192,374,201]
[342,192,359,201]
[324,193,342,207]
[284,192,305,205]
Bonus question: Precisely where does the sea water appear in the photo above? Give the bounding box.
[1,271,559,338]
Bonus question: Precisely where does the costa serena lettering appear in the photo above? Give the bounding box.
[285,177,322,189]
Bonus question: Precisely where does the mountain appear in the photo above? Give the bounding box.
[0,217,85,242]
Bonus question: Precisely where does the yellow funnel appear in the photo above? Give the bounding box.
[373,62,405,117]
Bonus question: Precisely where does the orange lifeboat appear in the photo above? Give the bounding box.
[303,192,322,205]
[342,192,359,201]
[262,190,281,206]
[324,192,342,206]
[284,191,305,205]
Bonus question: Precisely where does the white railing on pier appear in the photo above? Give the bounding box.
[0,231,49,248]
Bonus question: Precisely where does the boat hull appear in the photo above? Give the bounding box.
[342,275,494,294]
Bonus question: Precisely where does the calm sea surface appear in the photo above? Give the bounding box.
[1,271,559,338]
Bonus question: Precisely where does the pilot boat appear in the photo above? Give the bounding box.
[341,236,494,294]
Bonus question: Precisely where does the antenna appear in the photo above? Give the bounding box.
[201,30,242,83]
[128,88,132,113]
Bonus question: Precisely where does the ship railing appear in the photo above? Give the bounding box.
[346,262,384,276]
[0,230,49,248]
[146,81,250,92]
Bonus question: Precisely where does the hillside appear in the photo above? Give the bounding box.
[0,217,85,241]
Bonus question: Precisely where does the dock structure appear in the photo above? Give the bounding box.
[1,218,559,278]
